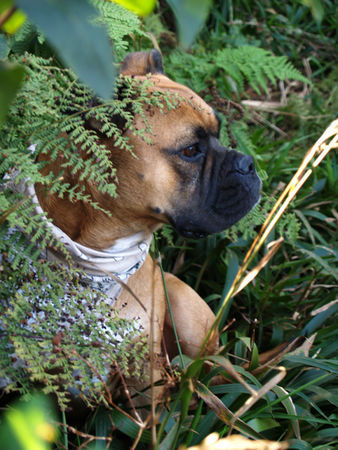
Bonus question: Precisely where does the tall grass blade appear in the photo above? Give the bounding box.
[193,380,265,439]
[273,385,301,439]
[199,119,338,357]
[230,367,287,427]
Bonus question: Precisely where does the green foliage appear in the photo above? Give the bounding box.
[222,193,301,243]
[0,394,57,450]
[92,0,145,59]
[166,0,213,48]
[1,0,337,447]
[165,50,215,93]
[165,45,308,96]
[0,61,25,125]
[165,43,310,161]
[112,0,157,17]
[214,46,309,95]
[15,0,115,99]
[0,258,148,409]
[5,20,44,55]
[0,5,174,406]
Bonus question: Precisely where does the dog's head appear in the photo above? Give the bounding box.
[37,50,261,246]
[108,50,261,239]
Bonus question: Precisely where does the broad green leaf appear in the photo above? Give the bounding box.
[295,244,338,280]
[180,381,193,422]
[210,384,258,396]
[217,248,239,327]
[171,354,194,370]
[0,62,25,126]
[315,427,338,439]
[231,367,286,423]
[301,0,324,22]
[15,0,115,99]
[184,358,205,379]
[302,303,338,337]
[111,0,156,16]
[158,421,180,450]
[283,355,338,374]
[94,408,112,449]
[1,12,26,34]
[0,1,26,35]
[0,395,57,450]
[269,412,334,425]
[308,385,338,407]
[249,343,259,371]
[302,210,330,221]
[238,336,251,350]
[207,355,256,395]
[288,439,312,449]
[166,0,212,48]
[110,409,151,443]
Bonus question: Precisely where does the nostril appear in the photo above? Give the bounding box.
[235,155,255,175]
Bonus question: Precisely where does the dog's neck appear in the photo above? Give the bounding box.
[35,148,161,250]
[21,182,153,297]
[35,182,159,250]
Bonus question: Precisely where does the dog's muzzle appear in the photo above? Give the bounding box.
[169,148,262,238]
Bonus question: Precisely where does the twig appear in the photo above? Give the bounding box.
[250,110,288,136]
[70,348,144,427]
[115,366,143,424]
[89,262,148,313]
[131,421,148,450]
[0,6,16,28]
[150,256,157,447]
[229,366,287,434]
[56,422,112,443]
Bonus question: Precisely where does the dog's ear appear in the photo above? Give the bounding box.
[120,49,164,76]
[83,50,164,135]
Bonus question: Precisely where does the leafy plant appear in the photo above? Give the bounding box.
[0,52,159,407]
[1,0,337,448]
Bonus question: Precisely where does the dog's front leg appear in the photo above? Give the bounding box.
[163,273,219,360]
[113,255,166,404]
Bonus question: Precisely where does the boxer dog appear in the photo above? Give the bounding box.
[35,49,261,395]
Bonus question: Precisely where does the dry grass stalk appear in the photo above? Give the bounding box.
[203,118,338,345]
[183,432,288,449]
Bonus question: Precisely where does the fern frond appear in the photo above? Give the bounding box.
[1,49,167,404]
[215,46,309,94]
[230,121,256,156]
[165,50,216,93]
[91,0,144,59]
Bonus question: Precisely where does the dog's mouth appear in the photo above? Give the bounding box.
[167,148,262,239]
[179,229,208,239]
[168,173,261,239]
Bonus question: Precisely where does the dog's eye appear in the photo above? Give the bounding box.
[179,145,202,161]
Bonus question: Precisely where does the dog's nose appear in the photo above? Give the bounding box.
[234,154,255,175]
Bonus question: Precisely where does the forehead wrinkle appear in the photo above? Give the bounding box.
[177,100,220,138]
[171,128,197,150]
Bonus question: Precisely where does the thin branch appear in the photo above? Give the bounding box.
[0,6,17,28]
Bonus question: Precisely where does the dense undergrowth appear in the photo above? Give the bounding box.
[0,0,337,448]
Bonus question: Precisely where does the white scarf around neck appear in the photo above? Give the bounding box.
[23,181,152,304]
